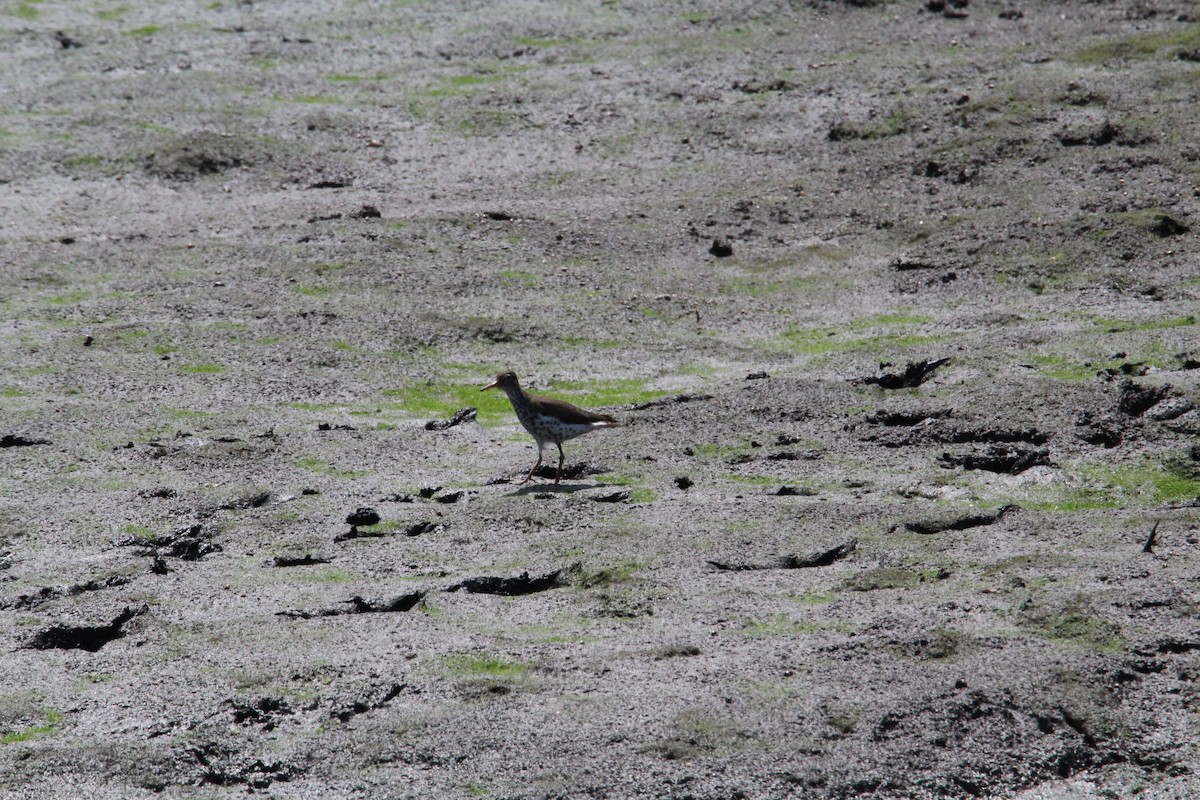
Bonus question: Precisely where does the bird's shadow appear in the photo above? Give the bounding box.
[505,482,597,496]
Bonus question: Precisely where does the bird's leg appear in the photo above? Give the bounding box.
[555,443,565,484]
[518,441,544,485]
[519,455,541,484]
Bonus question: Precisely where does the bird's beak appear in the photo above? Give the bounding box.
[481,379,498,392]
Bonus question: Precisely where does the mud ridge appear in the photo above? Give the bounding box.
[277,591,425,619]
[445,565,579,596]
[854,358,950,389]
[26,605,147,652]
[2,574,133,611]
[899,505,1016,535]
[708,540,856,571]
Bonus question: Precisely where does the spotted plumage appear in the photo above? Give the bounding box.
[481,370,620,484]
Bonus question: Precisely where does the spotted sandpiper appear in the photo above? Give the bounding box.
[481,370,620,484]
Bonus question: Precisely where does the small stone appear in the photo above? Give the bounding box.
[709,238,734,257]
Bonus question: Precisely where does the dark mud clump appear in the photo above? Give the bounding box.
[27,605,146,652]
[445,565,578,596]
[278,591,424,619]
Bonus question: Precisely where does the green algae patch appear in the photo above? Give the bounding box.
[295,457,369,480]
[1090,314,1196,333]
[545,377,672,408]
[739,614,819,637]
[773,311,948,356]
[1028,354,1108,382]
[1021,597,1125,654]
[1024,463,1200,511]
[442,654,529,678]
[125,24,164,37]
[383,381,510,424]
[845,565,950,592]
[1,709,62,744]
[1071,27,1200,65]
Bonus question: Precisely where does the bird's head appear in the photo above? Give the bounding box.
[481,370,519,392]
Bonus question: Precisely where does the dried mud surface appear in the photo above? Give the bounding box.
[2,2,1200,798]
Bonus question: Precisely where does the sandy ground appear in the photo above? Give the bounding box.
[2,1,1200,798]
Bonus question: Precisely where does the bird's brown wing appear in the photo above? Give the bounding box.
[529,394,620,426]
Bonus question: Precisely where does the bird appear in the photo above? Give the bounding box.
[481,370,620,484]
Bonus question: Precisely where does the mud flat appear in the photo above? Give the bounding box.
[1,2,1199,798]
